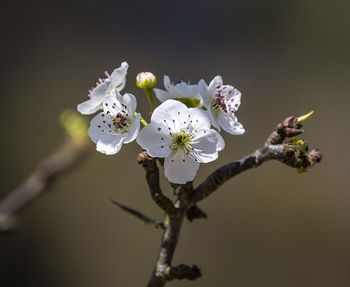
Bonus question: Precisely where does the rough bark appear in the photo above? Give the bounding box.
[138,114,322,286]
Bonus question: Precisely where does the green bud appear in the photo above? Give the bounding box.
[136,72,157,90]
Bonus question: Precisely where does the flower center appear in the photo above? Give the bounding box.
[211,93,228,114]
[171,130,193,153]
[113,113,131,133]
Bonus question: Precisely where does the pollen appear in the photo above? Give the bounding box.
[113,113,131,133]
[171,130,193,153]
[211,93,228,114]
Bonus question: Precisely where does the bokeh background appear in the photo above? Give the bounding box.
[1,0,349,286]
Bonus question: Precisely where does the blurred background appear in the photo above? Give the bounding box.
[1,0,349,286]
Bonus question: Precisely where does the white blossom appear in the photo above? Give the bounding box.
[88,89,141,155]
[154,75,202,107]
[77,62,129,115]
[137,100,224,184]
[198,76,245,135]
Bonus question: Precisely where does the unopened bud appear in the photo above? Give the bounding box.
[136,72,157,90]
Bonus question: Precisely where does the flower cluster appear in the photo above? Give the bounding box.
[77,62,245,184]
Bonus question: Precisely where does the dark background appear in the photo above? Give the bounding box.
[1,0,349,286]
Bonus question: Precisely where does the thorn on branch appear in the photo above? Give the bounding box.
[110,198,164,229]
[186,205,208,222]
[168,264,202,281]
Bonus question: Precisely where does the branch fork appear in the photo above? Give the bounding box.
[137,113,322,286]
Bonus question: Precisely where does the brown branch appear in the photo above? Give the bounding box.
[157,160,207,222]
[137,157,201,287]
[186,205,207,222]
[266,115,304,145]
[190,114,322,204]
[143,113,322,286]
[137,152,177,215]
[190,145,274,203]
[147,215,186,287]
[147,191,201,287]
[0,138,90,232]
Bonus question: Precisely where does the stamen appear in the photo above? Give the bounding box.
[170,130,193,153]
[112,112,131,134]
[210,85,234,114]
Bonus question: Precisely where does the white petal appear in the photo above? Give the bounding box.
[163,75,171,90]
[77,98,102,115]
[96,135,124,155]
[110,61,129,91]
[151,99,188,132]
[154,88,172,102]
[187,107,211,130]
[164,150,200,184]
[163,75,202,104]
[136,122,172,158]
[89,113,114,142]
[124,113,141,144]
[193,129,225,152]
[102,91,122,116]
[89,80,111,100]
[162,75,184,98]
[167,85,186,99]
[207,110,221,130]
[218,113,245,135]
[165,83,200,103]
[122,93,137,114]
[172,82,202,101]
[102,90,137,116]
[198,79,210,108]
[191,151,219,163]
[88,116,125,155]
[208,75,223,95]
[198,80,221,129]
[191,129,225,163]
[227,88,241,112]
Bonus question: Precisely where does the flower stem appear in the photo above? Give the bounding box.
[145,88,156,111]
[135,112,148,126]
[140,117,148,127]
